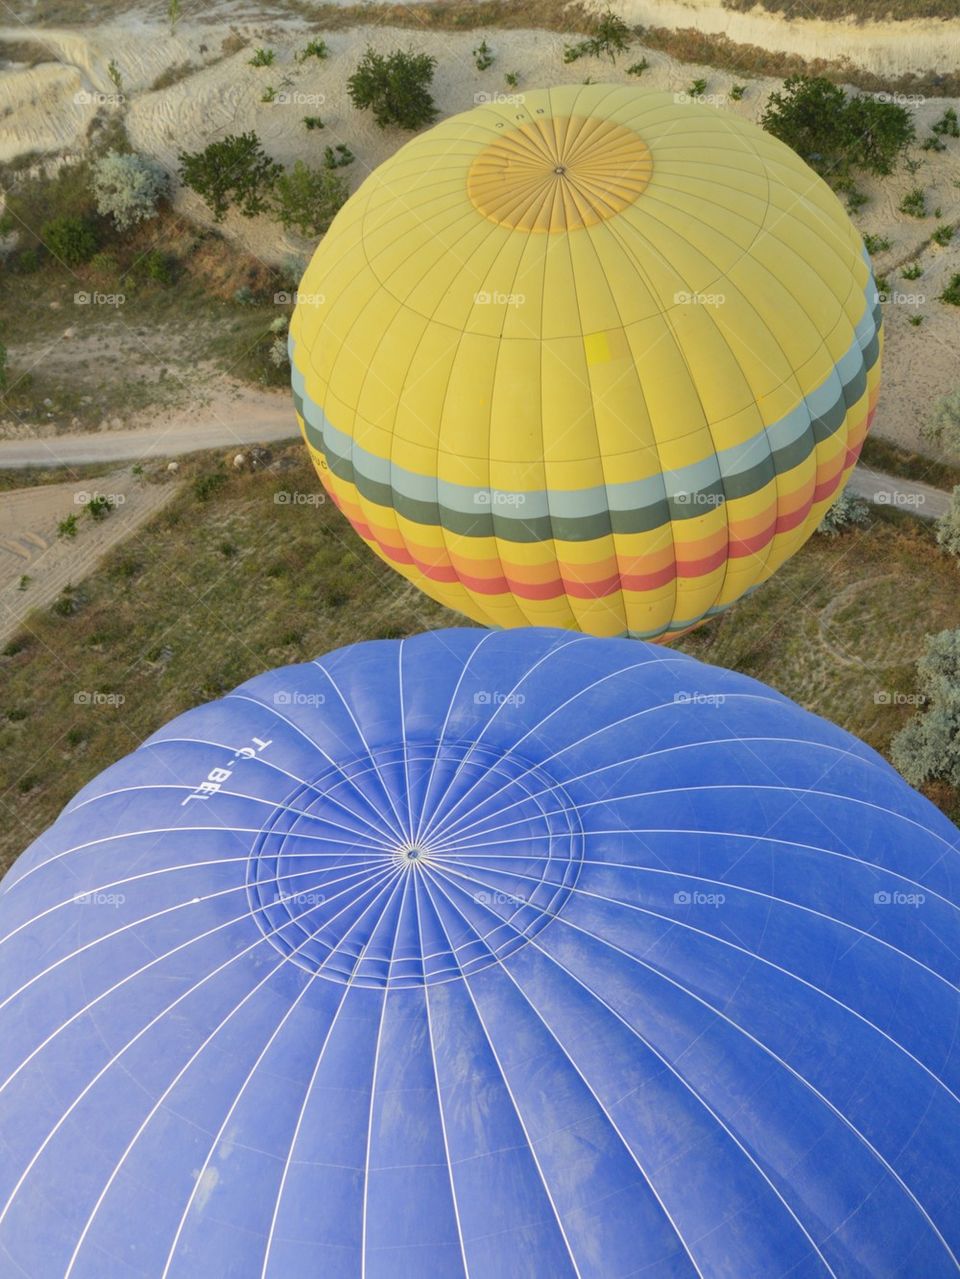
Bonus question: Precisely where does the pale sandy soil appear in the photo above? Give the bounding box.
[614,0,960,80]
[0,468,179,645]
[0,7,958,454]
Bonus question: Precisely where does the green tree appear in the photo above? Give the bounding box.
[817,489,870,535]
[924,389,960,455]
[761,76,913,183]
[91,150,169,231]
[891,628,960,788]
[178,133,282,221]
[347,48,438,131]
[935,486,960,556]
[272,162,349,237]
[41,216,98,266]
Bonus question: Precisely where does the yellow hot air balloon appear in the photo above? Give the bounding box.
[290,85,881,639]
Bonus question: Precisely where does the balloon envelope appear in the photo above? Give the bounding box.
[1,629,957,1276]
[291,86,881,638]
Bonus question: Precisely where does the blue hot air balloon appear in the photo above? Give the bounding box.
[0,629,958,1278]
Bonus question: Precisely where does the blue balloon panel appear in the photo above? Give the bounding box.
[0,629,958,1277]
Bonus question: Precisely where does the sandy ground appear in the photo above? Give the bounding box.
[0,467,179,646]
[0,9,958,456]
[616,0,960,80]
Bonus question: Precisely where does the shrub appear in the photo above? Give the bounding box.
[941,273,960,306]
[193,469,228,501]
[139,248,174,284]
[902,261,923,279]
[817,489,870,535]
[891,628,960,788]
[91,150,168,230]
[473,39,494,71]
[297,39,329,62]
[249,48,275,67]
[761,76,913,182]
[924,389,960,454]
[932,223,954,245]
[348,48,437,131]
[899,186,927,217]
[323,143,353,169]
[922,134,946,152]
[862,233,890,253]
[41,215,98,266]
[178,132,282,220]
[504,71,520,88]
[627,58,649,77]
[935,485,960,555]
[85,495,114,521]
[272,161,348,237]
[688,79,707,97]
[932,107,960,137]
[909,313,924,325]
[730,83,746,100]
[302,116,324,130]
[57,514,79,539]
[563,9,632,63]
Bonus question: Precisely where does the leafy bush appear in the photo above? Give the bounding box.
[178,132,282,220]
[41,215,98,266]
[921,134,946,152]
[891,628,960,788]
[85,495,114,521]
[932,107,960,137]
[473,39,494,70]
[730,83,746,100]
[941,273,960,306]
[297,39,328,62]
[249,48,276,67]
[935,485,960,555]
[347,48,438,131]
[933,223,954,245]
[563,10,632,63]
[899,187,927,217]
[91,150,168,231]
[924,389,960,454]
[272,161,348,237]
[902,261,923,279]
[302,115,324,130]
[761,76,913,182]
[688,79,707,97]
[817,489,870,535]
[323,143,354,169]
[627,58,649,77]
[862,233,890,253]
[57,514,78,539]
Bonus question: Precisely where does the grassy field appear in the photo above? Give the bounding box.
[1,445,957,874]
